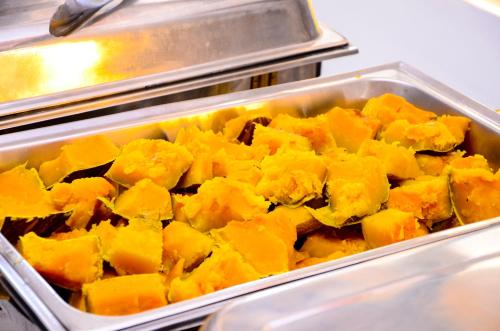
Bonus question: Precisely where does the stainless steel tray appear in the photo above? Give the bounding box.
[0,62,499,331]
[0,0,355,130]
[202,217,500,331]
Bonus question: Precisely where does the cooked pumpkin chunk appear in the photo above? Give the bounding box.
[106,139,193,189]
[214,212,296,276]
[83,273,167,315]
[256,149,326,206]
[223,108,273,142]
[50,177,116,229]
[307,155,389,227]
[39,136,119,187]
[0,165,56,223]
[381,115,470,152]
[295,229,368,269]
[450,168,500,224]
[294,251,351,269]
[175,126,228,187]
[388,176,452,223]
[254,211,298,251]
[437,115,471,143]
[299,232,367,258]
[89,220,118,261]
[171,194,190,223]
[210,140,268,187]
[18,232,102,290]
[113,179,172,221]
[271,205,322,236]
[182,178,270,232]
[358,139,421,179]
[168,245,259,303]
[361,93,436,127]
[417,152,490,176]
[269,114,336,153]
[214,221,290,276]
[50,228,88,240]
[381,120,455,152]
[361,209,428,248]
[448,154,491,171]
[0,165,69,243]
[163,221,213,271]
[252,124,312,155]
[325,107,380,153]
[107,219,163,275]
[212,150,263,187]
[416,151,465,176]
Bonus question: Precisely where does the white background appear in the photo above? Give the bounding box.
[312,0,500,110]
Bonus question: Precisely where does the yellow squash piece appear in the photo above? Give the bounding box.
[214,221,290,276]
[175,126,229,188]
[271,205,322,236]
[0,165,71,243]
[325,107,380,153]
[113,179,173,221]
[380,115,470,152]
[39,136,119,187]
[214,212,297,276]
[299,232,367,258]
[163,221,214,271]
[307,155,389,227]
[171,194,190,223]
[416,151,465,176]
[388,176,452,223]
[106,139,193,189]
[252,124,312,155]
[269,114,336,153]
[212,150,263,187]
[50,177,116,229]
[107,219,163,275]
[83,273,167,315]
[18,232,102,290]
[182,177,270,232]
[450,168,500,224]
[358,139,421,179]
[256,149,326,206]
[223,108,273,142]
[448,154,491,171]
[294,251,351,269]
[361,208,428,248]
[168,245,260,303]
[437,115,470,144]
[295,231,368,269]
[0,165,56,223]
[89,220,118,261]
[50,228,88,240]
[417,153,490,177]
[361,93,436,127]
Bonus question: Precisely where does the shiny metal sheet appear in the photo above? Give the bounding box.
[0,0,349,119]
[0,62,498,330]
[202,217,500,331]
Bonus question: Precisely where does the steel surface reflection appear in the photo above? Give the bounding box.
[0,41,110,103]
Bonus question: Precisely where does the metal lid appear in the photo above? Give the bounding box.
[0,0,350,117]
[202,218,500,331]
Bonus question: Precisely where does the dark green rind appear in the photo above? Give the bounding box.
[1,211,72,244]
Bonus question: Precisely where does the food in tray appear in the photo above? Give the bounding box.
[0,93,499,316]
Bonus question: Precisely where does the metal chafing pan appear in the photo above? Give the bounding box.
[0,62,499,330]
[0,0,356,131]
